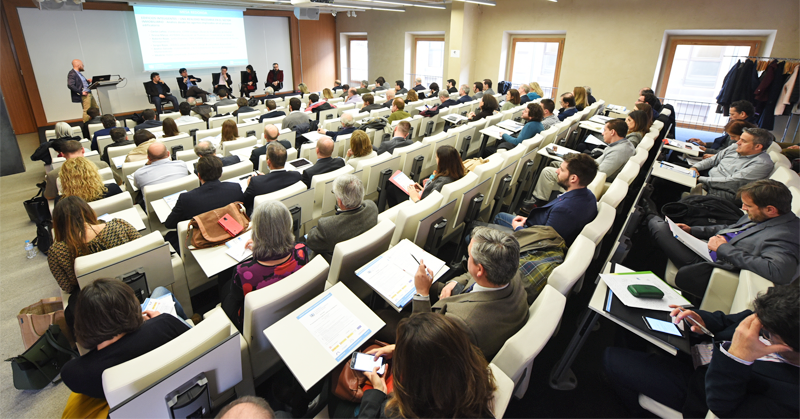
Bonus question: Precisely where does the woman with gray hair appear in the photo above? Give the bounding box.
[223,200,308,330]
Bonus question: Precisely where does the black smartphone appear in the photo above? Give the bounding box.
[350,352,385,374]
[642,316,682,337]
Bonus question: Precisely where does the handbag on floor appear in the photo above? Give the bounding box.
[24,184,51,224]
[18,297,74,350]
[6,324,79,390]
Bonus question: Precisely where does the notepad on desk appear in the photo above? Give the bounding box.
[389,170,416,195]
[356,239,449,311]
[225,233,253,262]
[497,120,524,133]
[600,271,692,311]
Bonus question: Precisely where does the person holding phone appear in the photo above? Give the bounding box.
[385,145,466,208]
[603,285,799,418]
[357,313,497,418]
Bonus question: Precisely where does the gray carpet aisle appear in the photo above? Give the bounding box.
[1,133,70,419]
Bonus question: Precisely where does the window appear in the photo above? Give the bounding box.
[509,38,565,98]
[659,39,761,129]
[412,38,444,87]
[348,38,368,86]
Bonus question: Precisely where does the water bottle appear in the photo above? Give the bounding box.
[25,240,37,259]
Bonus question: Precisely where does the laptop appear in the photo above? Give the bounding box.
[92,75,112,82]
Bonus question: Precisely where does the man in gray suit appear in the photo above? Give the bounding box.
[281,97,309,131]
[649,179,800,299]
[305,174,378,262]
[410,227,529,360]
[373,120,412,155]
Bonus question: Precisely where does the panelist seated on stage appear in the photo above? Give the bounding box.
[318,112,356,142]
[213,66,234,97]
[376,227,528,361]
[144,72,179,115]
[91,114,130,151]
[647,179,800,300]
[133,109,163,132]
[301,137,345,188]
[603,285,799,418]
[689,127,774,203]
[495,153,598,246]
[258,100,285,122]
[265,62,284,91]
[240,65,258,97]
[175,101,201,124]
[243,143,302,215]
[305,174,378,262]
[177,68,209,103]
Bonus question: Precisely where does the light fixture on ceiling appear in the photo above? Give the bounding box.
[370,6,405,11]
[370,0,446,9]
[331,11,337,16]
[455,0,496,5]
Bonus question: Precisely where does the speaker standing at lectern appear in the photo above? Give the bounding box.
[67,59,98,123]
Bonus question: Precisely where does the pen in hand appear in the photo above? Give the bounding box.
[675,307,715,337]
[410,254,433,279]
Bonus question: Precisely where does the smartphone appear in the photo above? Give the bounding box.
[642,316,683,337]
[350,352,385,374]
[218,214,243,237]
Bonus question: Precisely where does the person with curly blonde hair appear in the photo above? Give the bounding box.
[58,156,121,203]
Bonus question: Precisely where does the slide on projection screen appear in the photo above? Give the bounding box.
[134,6,248,71]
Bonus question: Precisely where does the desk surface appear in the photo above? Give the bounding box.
[579,120,605,134]
[479,125,512,140]
[190,229,252,277]
[101,207,146,231]
[537,145,579,162]
[264,282,385,391]
[151,198,177,224]
[650,164,698,188]
[229,146,257,160]
[663,140,702,157]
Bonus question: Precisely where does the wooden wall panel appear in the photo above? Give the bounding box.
[298,14,337,93]
[1,0,37,134]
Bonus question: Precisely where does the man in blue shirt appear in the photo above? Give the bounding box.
[557,92,578,121]
[67,59,98,123]
[493,153,598,246]
[178,68,209,103]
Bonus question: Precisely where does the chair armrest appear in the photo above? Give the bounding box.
[698,268,739,314]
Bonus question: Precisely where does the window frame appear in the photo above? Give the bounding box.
[411,36,445,85]
[347,36,368,87]
[507,37,566,98]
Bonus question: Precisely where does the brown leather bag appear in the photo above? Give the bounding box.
[17,297,75,350]
[187,202,250,249]
[331,340,393,403]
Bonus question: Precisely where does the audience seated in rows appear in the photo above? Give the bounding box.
[395,80,408,95]
[301,137,345,188]
[386,144,465,208]
[62,279,189,400]
[457,85,472,104]
[518,84,532,105]
[692,100,756,155]
[362,313,499,418]
[386,99,411,124]
[594,119,636,180]
[133,109,162,132]
[446,78,458,94]
[528,82,544,101]
[223,200,309,331]
[175,102,201,124]
[381,89,397,109]
[218,120,243,155]
[411,77,425,93]
[306,174,378,262]
[58,157,122,203]
[573,86,589,111]
[467,94,498,122]
[161,118,180,138]
[125,130,156,163]
[85,107,101,126]
[132,142,190,192]
[372,76,387,92]
[557,92,578,121]
[345,130,378,168]
[376,227,528,361]
[437,90,457,109]
[232,97,257,117]
[636,90,661,120]
[624,109,649,148]
[344,88,363,106]
[483,79,495,96]
[497,153,598,246]
[357,80,372,95]
[45,140,109,200]
[322,88,334,100]
[282,98,308,131]
[360,94,384,113]
[214,91,237,111]
[91,114,129,151]
[540,98,559,130]
[374,120,412,155]
[101,127,133,165]
[249,124,291,170]
[648,179,799,299]
[244,143,301,215]
[54,121,81,144]
[186,97,214,122]
[496,102,545,151]
[307,93,335,119]
[216,396,276,419]
[404,89,419,104]
[258,100,286,122]
[319,112,357,141]
[473,81,484,100]
[604,285,799,417]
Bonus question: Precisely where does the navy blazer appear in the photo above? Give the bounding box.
[144,80,174,99]
[248,140,293,171]
[67,69,85,103]
[301,157,345,188]
[557,107,578,121]
[328,126,357,142]
[134,120,163,132]
[259,110,286,122]
[523,187,597,246]
[164,180,245,229]
[244,170,303,214]
[438,99,458,109]
[373,137,412,156]
[457,95,473,104]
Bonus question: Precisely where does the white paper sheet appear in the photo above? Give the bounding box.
[481,125,512,139]
[163,190,186,210]
[589,115,613,124]
[600,272,693,311]
[390,170,416,194]
[356,239,449,309]
[297,293,371,362]
[666,217,713,262]
[497,120,524,133]
[302,131,325,143]
[585,134,606,146]
[112,155,126,169]
[657,161,698,177]
[141,293,177,317]
[224,233,253,262]
[97,213,113,222]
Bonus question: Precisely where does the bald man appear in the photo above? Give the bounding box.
[67,59,98,122]
[249,124,292,170]
[216,396,275,419]
[301,136,345,188]
[132,142,190,192]
[382,88,397,108]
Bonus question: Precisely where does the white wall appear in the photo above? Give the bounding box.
[18,8,293,123]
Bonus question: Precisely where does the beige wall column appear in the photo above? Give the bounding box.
[445,2,481,87]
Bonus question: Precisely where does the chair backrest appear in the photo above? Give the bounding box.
[177,120,207,135]
[219,160,255,182]
[243,255,330,379]
[74,231,164,281]
[615,161,640,185]
[310,165,355,219]
[730,270,774,314]
[631,147,648,168]
[253,181,307,209]
[159,133,193,155]
[317,107,339,121]
[390,191,444,246]
[87,123,104,138]
[464,120,488,157]
[161,112,181,121]
[547,235,595,295]
[439,172,479,236]
[790,186,800,217]
[237,110,261,124]
[598,178,627,208]
[210,114,236,128]
[369,108,391,119]
[489,363,515,419]
[122,159,148,191]
[88,191,134,216]
[98,167,114,183]
[195,127,222,143]
[108,144,136,162]
[222,137,258,157]
[491,285,566,400]
[328,220,395,300]
[143,175,200,232]
[579,202,616,246]
[770,166,800,190]
[176,150,197,162]
[102,309,235,408]
[357,153,401,196]
[177,220,207,290]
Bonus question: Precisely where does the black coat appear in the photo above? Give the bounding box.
[144,81,173,99]
[164,180,245,229]
[301,157,345,188]
[244,170,303,214]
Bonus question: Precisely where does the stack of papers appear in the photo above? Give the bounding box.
[585,134,607,146]
[589,115,613,124]
[600,271,692,311]
[657,161,697,177]
[356,239,449,310]
[666,217,712,262]
[664,140,703,156]
[225,233,253,262]
[302,131,325,143]
[141,293,177,317]
[497,120,524,133]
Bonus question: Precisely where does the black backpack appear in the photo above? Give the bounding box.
[248,97,259,107]
[497,81,512,95]
[661,195,743,227]
[32,220,53,255]
[356,117,388,132]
